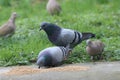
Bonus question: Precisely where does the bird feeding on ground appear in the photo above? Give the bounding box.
[0,12,17,37]
[86,39,105,60]
[37,45,72,68]
[47,0,61,15]
[39,22,95,49]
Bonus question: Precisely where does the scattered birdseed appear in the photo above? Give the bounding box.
[4,65,90,76]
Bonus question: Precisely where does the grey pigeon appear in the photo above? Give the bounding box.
[39,22,95,49]
[36,45,71,68]
[86,39,105,60]
[47,0,61,15]
[0,12,17,37]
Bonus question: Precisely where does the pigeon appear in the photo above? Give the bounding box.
[39,22,95,49]
[36,45,72,68]
[0,12,17,37]
[46,0,61,15]
[86,39,105,60]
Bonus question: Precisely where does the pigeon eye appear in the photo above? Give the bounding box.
[43,24,46,27]
[42,24,47,29]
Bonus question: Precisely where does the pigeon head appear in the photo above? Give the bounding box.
[11,12,17,19]
[37,56,45,68]
[40,22,61,36]
[81,32,95,41]
[86,39,92,46]
[9,12,17,23]
[39,22,49,31]
[37,54,53,68]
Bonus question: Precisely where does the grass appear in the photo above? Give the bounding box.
[0,0,120,66]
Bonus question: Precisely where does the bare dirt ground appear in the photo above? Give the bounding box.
[0,61,120,80]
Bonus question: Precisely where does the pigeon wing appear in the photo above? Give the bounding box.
[58,29,75,46]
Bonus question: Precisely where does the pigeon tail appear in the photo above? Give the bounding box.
[81,32,95,41]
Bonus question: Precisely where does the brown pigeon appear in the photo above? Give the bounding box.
[0,12,17,37]
[46,0,61,15]
[86,39,105,60]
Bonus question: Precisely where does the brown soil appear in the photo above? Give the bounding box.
[4,66,90,76]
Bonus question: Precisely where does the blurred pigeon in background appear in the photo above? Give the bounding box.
[86,39,105,60]
[40,22,95,49]
[0,12,17,37]
[37,45,71,68]
[47,0,61,15]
